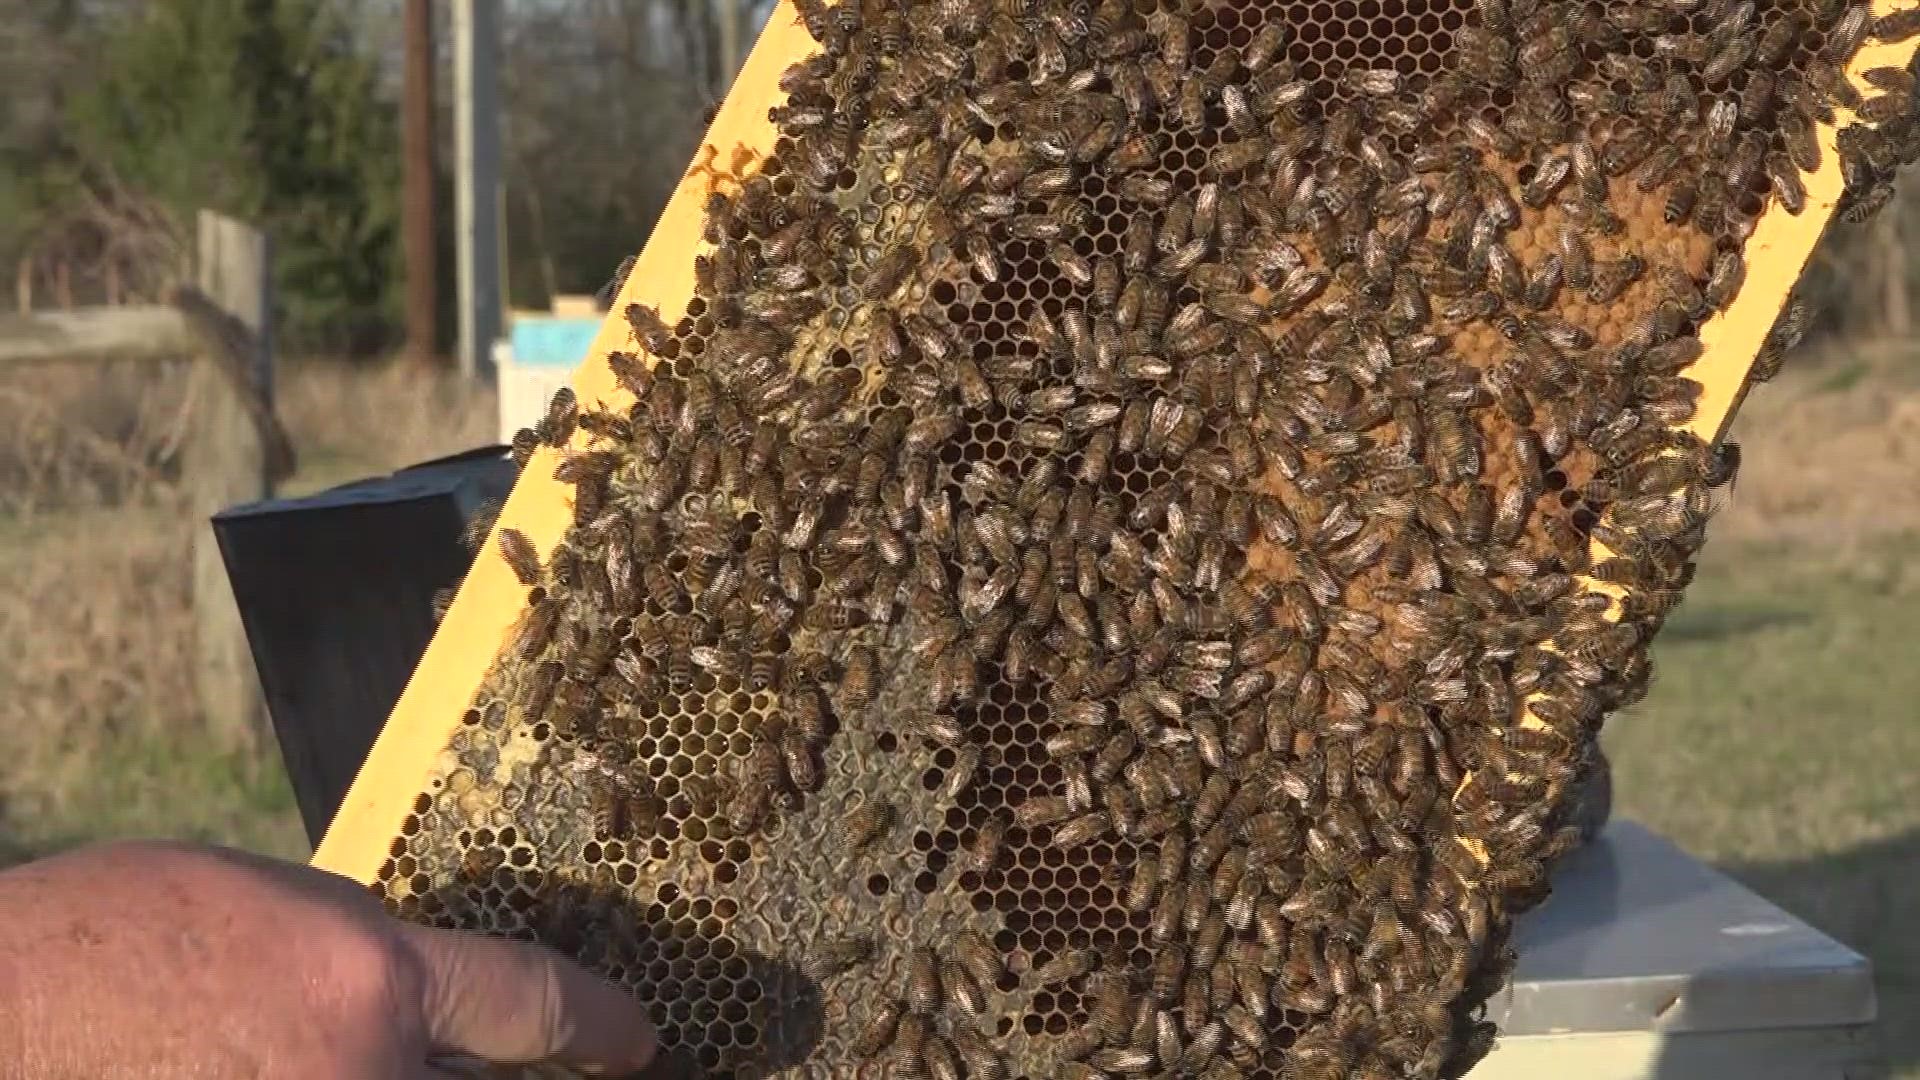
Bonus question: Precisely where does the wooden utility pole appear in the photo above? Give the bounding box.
[454,0,502,381]
[402,0,437,361]
[716,0,743,95]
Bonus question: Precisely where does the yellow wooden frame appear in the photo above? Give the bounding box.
[314,0,1920,884]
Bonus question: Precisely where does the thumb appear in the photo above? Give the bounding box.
[399,922,658,1076]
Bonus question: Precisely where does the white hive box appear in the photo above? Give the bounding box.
[493,315,600,445]
[1476,822,1880,1080]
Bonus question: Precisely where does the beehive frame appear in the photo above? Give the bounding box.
[317,0,1920,889]
[314,1,1920,1075]
[312,14,814,879]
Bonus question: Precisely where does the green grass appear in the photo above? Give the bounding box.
[1606,530,1920,1074]
[1814,354,1875,395]
[278,442,407,499]
[0,737,307,865]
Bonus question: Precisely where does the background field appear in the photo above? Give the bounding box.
[0,356,496,864]
[0,344,1917,1069]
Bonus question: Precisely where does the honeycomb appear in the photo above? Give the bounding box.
[368,0,1920,1077]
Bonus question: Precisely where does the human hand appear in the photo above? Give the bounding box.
[0,840,657,1079]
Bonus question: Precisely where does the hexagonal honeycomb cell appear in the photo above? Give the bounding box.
[350,0,1920,1077]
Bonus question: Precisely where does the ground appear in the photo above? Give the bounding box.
[0,344,1916,1070]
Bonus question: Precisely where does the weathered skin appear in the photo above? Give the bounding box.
[0,840,657,1079]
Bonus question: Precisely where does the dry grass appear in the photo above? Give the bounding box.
[1713,339,1920,550]
[0,358,192,514]
[0,503,291,858]
[0,354,496,864]
[276,355,501,494]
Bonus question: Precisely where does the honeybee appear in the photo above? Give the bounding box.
[1655,166,1705,225]
[1764,152,1807,214]
[1113,170,1183,209]
[1861,89,1918,123]
[508,426,545,472]
[904,946,943,1014]
[1032,947,1097,986]
[497,528,542,586]
[801,935,874,983]
[932,956,985,1018]
[1556,140,1602,209]
[1768,295,1811,354]
[1455,116,1515,164]
[964,814,1008,872]
[1706,442,1743,488]
[839,642,878,716]
[849,999,903,1059]
[934,742,981,802]
[837,799,895,855]
[1807,58,1865,112]
[1239,19,1288,69]
[1051,810,1112,850]
[1439,16,1502,78]
[1587,254,1645,303]
[1875,6,1920,39]
[1842,179,1896,225]
[950,930,1005,991]
[863,243,918,301]
[1823,2,1872,59]
[1508,150,1570,210]
[535,387,582,450]
[950,1026,1007,1080]
[623,303,672,354]
[1703,249,1746,311]
[1698,31,1754,86]
[581,761,659,843]
[1017,164,1077,200]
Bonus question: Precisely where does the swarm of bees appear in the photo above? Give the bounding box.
[388,0,1920,1077]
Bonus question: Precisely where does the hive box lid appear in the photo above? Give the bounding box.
[1498,821,1876,1036]
[508,315,602,369]
[212,447,516,844]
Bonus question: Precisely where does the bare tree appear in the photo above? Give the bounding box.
[496,0,768,306]
[324,0,771,311]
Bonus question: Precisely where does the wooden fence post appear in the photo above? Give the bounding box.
[1881,195,1910,337]
[189,209,274,756]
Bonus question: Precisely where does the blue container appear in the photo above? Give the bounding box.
[509,316,603,370]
